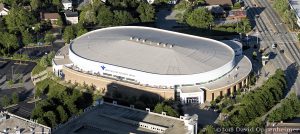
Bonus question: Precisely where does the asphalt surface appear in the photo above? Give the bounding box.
[244,0,300,119]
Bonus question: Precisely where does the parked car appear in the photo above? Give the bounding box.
[272,43,277,49]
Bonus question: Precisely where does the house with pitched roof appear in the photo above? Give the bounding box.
[0,3,9,16]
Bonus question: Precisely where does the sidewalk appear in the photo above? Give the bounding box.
[250,61,277,90]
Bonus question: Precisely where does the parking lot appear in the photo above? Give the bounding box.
[0,59,36,101]
[17,41,64,60]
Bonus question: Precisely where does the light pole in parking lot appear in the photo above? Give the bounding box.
[11,66,14,81]
[256,31,259,45]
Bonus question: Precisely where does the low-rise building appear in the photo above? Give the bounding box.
[62,0,72,10]
[205,0,233,7]
[64,10,78,24]
[227,9,247,20]
[52,99,198,134]
[0,3,9,16]
[177,86,205,104]
[289,0,300,27]
[0,111,51,134]
[40,12,61,26]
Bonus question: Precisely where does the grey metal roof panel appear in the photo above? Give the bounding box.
[70,26,235,75]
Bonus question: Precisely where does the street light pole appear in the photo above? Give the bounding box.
[239,33,242,40]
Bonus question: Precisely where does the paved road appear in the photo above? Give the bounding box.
[244,0,300,120]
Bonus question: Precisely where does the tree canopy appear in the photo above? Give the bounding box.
[31,79,94,127]
[222,69,286,127]
[153,102,179,117]
[186,8,214,28]
[5,7,36,33]
[137,2,155,22]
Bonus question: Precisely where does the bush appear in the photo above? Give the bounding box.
[12,92,19,104]
[233,2,241,9]
[32,64,46,75]
[252,51,257,59]
[1,95,11,107]
[153,103,179,117]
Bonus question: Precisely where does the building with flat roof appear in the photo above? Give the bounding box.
[53,26,252,103]
[52,100,198,134]
[0,111,51,134]
[289,0,300,27]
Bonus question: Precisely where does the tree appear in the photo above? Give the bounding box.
[113,10,138,26]
[21,30,35,45]
[97,6,114,26]
[174,0,192,10]
[1,95,10,107]
[76,24,88,37]
[5,7,36,33]
[204,125,215,134]
[79,5,97,25]
[137,2,155,22]
[30,0,42,10]
[44,32,55,44]
[233,2,241,9]
[39,56,48,67]
[273,0,289,15]
[154,103,164,113]
[44,111,57,127]
[77,28,88,36]
[12,92,19,104]
[240,18,251,33]
[57,105,68,122]
[0,32,19,55]
[52,0,61,6]
[186,8,214,28]
[153,103,179,117]
[63,26,75,43]
[55,17,63,27]
[35,88,42,99]
[31,106,44,119]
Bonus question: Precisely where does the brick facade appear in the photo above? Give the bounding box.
[62,66,249,102]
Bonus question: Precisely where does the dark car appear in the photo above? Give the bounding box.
[280,49,284,53]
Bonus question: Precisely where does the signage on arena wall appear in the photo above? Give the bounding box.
[101,65,135,77]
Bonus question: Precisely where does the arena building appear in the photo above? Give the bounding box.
[52,26,252,103]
